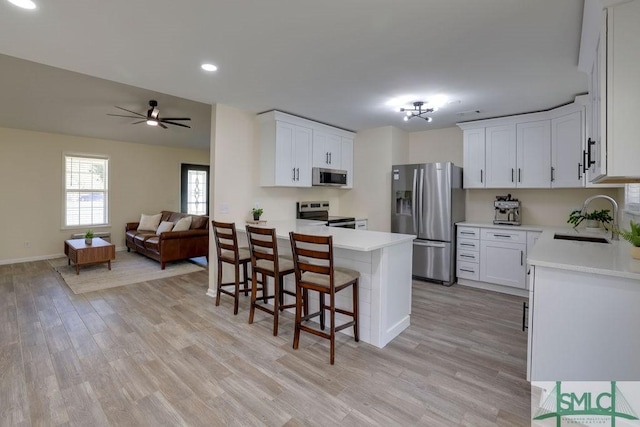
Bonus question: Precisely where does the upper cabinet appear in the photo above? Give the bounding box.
[258,111,354,188]
[580,0,640,183]
[459,102,584,189]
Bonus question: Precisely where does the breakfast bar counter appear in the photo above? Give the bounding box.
[207,220,416,348]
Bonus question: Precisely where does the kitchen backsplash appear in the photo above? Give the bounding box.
[465,188,624,226]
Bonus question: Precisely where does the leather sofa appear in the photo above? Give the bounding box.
[125,211,209,269]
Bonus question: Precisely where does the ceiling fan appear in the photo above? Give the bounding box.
[107,100,191,129]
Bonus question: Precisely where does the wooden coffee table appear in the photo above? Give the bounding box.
[64,238,116,275]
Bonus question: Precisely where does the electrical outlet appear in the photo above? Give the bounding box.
[254,202,260,209]
[220,203,230,214]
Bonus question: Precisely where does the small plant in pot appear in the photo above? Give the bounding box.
[615,220,640,260]
[84,230,94,245]
[567,209,613,230]
[251,208,264,221]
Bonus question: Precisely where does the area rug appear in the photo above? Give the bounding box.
[49,251,206,294]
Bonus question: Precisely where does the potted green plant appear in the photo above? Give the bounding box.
[615,220,640,260]
[84,229,94,245]
[567,209,613,230]
[251,208,264,221]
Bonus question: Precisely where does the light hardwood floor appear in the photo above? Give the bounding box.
[0,260,531,426]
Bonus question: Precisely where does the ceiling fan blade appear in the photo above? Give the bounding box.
[107,113,144,119]
[161,120,191,128]
[114,106,146,117]
[132,120,146,124]
[159,122,168,129]
[160,117,191,121]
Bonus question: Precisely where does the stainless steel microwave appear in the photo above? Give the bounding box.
[312,167,347,186]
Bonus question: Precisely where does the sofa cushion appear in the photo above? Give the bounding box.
[138,213,162,231]
[173,216,192,232]
[134,232,156,246]
[156,221,174,235]
[191,215,207,230]
[144,236,160,252]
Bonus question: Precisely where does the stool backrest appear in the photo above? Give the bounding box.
[245,225,280,271]
[212,221,240,261]
[289,232,334,289]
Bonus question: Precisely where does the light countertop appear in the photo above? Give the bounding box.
[237,220,415,252]
[456,221,545,232]
[457,221,640,280]
[528,227,640,280]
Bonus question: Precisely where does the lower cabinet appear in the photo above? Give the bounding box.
[456,225,541,296]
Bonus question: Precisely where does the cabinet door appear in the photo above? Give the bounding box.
[293,126,312,187]
[552,111,584,188]
[479,240,526,289]
[516,120,551,188]
[485,124,517,188]
[463,128,485,188]
[341,137,353,188]
[313,131,342,168]
[274,121,296,186]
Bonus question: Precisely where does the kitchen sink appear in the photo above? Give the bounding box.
[553,233,610,244]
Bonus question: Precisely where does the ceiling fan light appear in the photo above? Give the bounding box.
[426,117,433,123]
[403,116,409,122]
[146,119,158,126]
[8,0,36,9]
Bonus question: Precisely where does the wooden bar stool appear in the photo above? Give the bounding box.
[212,221,254,315]
[289,232,359,365]
[245,225,299,336]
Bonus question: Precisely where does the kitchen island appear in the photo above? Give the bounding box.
[206,220,416,348]
[527,227,640,381]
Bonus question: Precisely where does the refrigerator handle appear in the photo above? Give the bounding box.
[412,169,418,234]
[414,240,446,248]
[418,168,424,234]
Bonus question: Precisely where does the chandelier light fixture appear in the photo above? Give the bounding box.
[399,101,436,122]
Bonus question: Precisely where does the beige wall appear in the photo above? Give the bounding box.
[0,126,209,264]
[339,126,409,232]
[409,126,463,166]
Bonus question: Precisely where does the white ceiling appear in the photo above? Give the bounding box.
[0,0,587,149]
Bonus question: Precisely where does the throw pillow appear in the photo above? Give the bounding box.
[173,216,192,232]
[156,221,174,235]
[137,213,162,231]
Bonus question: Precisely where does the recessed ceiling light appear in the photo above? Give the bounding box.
[201,63,218,72]
[7,0,36,9]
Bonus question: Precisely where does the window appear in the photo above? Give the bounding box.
[64,154,109,227]
[181,164,209,215]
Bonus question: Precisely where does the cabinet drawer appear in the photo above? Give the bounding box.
[481,228,527,243]
[457,249,479,264]
[457,238,479,251]
[457,227,480,240]
[457,261,479,281]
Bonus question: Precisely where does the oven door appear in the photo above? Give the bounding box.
[328,221,356,229]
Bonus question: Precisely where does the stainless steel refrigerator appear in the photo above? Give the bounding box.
[391,162,465,285]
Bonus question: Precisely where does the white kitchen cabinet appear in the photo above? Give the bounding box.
[479,228,527,289]
[551,110,584,188]
[485,124,517,188]
[582,1,640,183]
[462,129,485,188]
[456,226,480,281]
[341,137,354,188]
[258,111,354,188]
[312,130,342,169]
[530,266,640,380]
[516,120,551,188]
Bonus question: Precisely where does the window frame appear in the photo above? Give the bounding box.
[62,152,110,230]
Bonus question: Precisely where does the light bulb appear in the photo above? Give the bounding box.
[146,120,158,126]
[403,116,409,122]
[8,0,36,9]
[201,63,218,72]
[426,117,433,123]
[406,111,412,117]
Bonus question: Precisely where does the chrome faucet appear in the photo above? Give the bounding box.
[581,194,619,240]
